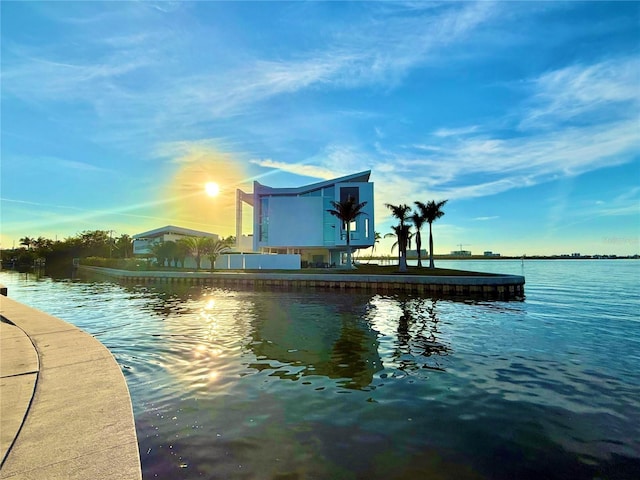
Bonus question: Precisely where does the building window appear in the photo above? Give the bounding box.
[340,186,359,204]
[259,197,269,242]
[365,218,369,238]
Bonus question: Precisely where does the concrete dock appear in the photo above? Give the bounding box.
[0,288,141,479]
[79,265,526,300]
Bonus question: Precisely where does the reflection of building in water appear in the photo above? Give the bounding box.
[247,294,383,390]
[394,297,451,372]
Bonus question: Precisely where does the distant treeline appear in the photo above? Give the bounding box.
[1,230,133,272]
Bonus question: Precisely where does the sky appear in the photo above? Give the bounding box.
[1,1,639,257]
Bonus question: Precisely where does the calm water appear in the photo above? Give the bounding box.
[1,260,639,479]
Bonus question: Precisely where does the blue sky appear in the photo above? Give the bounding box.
[1,1,638,256]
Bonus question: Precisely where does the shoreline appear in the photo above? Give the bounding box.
[78,265,526,300]
[0,285,141,479]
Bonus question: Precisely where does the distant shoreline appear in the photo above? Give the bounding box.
[370,255,638,261]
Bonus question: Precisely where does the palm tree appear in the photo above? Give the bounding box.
[180,236,209,270]
[367,231,382,263]
[174,239,191,268]
[383,232,396,262]
[19,237,34,250]
[32,236,54,255]
[410,207,427,268]
[115,234,133,259]
[416,200,448,269]
[202,237,233,272]
[150,240,176,268]
[385,203,411,272]
[388,224,413,273]
[327,197,368,269]
[149,241,163,267]
[163,241,178,267]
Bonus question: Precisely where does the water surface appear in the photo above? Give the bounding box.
[1,260,639,479]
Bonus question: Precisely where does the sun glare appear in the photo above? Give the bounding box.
[205,182,220,197]
[165,148,249,232]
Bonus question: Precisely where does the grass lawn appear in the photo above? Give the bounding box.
[87,262,500,277]
[235,264,499,277]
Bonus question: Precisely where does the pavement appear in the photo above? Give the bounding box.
[0,290,141,479]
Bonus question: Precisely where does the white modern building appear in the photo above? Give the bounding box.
[236,170,375,267]
[132,225,219,256]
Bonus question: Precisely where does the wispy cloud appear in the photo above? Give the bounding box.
[1,2,499,141]
[0,195,197,232]
[597,187,640,217]
[165,53,638,209]
[412,144,444,152]
[372,57,640,201]
[249,159,340,181]
[520,57,640,130]
[2,3,636,230]
[4,155,116,174]
[432,125,480,138]
[387,118,638,200]
[155,139,239,163]
[544,186,640,233]
[145,1,184,14]
[154,3,499,124]
[56,158,114,173]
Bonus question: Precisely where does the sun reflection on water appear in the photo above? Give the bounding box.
[3,267,639,480]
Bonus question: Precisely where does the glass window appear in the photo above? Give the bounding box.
[259,197,269,242]
[340,186,359,204]
[323,186,335,198]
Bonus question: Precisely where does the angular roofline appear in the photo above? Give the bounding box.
[254,170,371,196]
[132,225,218,240]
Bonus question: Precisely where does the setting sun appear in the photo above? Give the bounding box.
[205,182,220,197]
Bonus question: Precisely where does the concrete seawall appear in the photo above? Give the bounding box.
[0,285,141,479]
[79,266,525,300]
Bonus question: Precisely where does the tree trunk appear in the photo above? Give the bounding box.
[399,253,407,273]
[416,233,422,268]
[428,224,435,269]
[346,224,354,269]
[398,235,407,273]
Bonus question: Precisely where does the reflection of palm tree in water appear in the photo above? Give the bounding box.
[247,293,383,390]
[395,298,449,372]
[327,318,383,389]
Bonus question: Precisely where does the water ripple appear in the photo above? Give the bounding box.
[2,260,639,479]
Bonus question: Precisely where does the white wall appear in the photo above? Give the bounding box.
[236,235,254,252]
[268,196,323,247]
[215,254,300,270]
[163,232,218,243]
[252,180,375,251]
[133,232,219,255]
[158,254,299,270]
